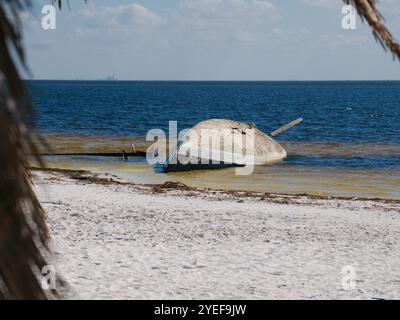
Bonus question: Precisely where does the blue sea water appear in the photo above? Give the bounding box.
[29,80,400,171]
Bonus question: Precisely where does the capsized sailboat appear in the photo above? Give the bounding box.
[155,118,302,173]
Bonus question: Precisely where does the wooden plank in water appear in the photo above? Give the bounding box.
[270,117,303,137]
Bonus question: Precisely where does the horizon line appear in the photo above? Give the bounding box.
[23,79,400,82]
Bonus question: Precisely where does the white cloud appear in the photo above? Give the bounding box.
[302,0,340,10]
[60,1,281,45]
[169,0,282,44]
[70,3,167,45]
[79,3,165,30]
[181,0,281,20]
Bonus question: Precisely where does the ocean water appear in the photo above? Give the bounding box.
[29,80,400,199]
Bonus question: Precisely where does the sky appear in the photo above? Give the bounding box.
[22,0,400,80]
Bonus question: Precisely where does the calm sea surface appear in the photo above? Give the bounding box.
[29,80,400,199]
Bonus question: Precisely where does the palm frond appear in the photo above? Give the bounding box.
[0,0,53,299]
[0,0,82,300]
[347,0,400,59]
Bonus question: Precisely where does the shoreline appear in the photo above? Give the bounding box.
[36,136,400,200]
[31,166,400,206]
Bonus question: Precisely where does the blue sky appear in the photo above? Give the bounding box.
[23,0,400,80]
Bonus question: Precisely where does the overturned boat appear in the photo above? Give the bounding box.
[155,118,302,173]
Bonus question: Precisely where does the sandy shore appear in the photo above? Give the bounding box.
[32,169,400,300]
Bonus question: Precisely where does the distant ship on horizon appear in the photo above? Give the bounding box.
[100,73,118,81]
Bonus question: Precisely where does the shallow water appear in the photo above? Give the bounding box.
[36,137,400,200]
[40,156,400,199]
[29,81,400,199]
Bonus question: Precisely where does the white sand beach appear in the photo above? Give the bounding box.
[33,169,400,300]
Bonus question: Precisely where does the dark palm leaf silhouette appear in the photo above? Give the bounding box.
[0,0,52,299]
[346,0,400,59]
[0,0,398,299]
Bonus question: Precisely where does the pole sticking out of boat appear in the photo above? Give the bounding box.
[270,117,303,137]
